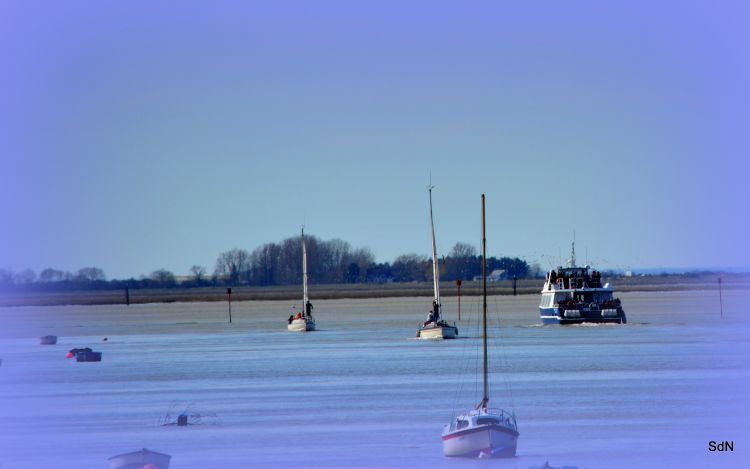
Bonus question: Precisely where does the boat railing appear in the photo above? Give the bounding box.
[482,408,518,429]
[549,277,605,290]
[447,408,518,432]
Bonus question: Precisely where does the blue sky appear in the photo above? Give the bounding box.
[1,1,748,279]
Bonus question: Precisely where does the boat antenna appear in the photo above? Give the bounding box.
[477,193,489,410]
[568,235,577,268]
[428,184,441,314]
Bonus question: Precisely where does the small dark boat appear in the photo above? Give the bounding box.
[66,347,92,358]
[40,335,58,345]
[76,350,102,362]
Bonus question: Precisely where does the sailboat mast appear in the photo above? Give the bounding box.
[429,186,440,310]
[302,229,308,307]
[482,193,489,408]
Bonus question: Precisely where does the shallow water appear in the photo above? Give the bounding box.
[0,290,748,468]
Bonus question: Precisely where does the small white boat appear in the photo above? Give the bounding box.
[417,322,457,339]
[288,229,316,332]
[416,186,458,339]
[442,194,519,458]
[108,448,171,469]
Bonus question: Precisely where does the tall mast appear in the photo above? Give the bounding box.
[302,228,308,308]
[480,193,489,409]
[428,186,440,311]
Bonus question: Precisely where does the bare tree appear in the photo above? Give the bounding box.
[39,268,65,282]
[14,269,36,284]
[189,265,207,283]
[449,242,477,259]
[445,242,480,280]
[392,253,429,282]
[151,269,176,286]
[214,248,251,285]
[348,247,375,282]
[0,268,13,287]
[76,267,106,282]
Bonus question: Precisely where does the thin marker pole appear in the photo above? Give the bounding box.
[456,279,462,321]
[718,277,723,319]
[227,287,233,323]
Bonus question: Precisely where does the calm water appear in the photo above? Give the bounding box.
[0,290,748,468]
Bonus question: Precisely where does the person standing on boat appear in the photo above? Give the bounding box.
[432,301,440,322]
[305,300,313,317]
[424,311,434,327]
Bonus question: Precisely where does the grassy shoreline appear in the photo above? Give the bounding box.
[1,273,747,307]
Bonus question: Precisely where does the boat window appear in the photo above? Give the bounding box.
[456,419,469,429]
[476,417,500,425]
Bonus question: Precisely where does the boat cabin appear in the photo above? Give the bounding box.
[544,266,605,291]
[447,408,518,434]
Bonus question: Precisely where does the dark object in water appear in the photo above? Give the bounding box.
[529,461,579,469]
[177,414,188,426]
[40,335,58,345]
[108,448,171,469]
[66,347,92,359]
[75,351,102,362]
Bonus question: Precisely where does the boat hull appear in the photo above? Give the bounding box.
[108,449,171,469]
[417,324,458,339]
[75,351,102,362]
[539,307,626,325]
[288,318,315,332]
[442,424,518,458]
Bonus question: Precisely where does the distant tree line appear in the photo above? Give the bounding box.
[0,236,533,292]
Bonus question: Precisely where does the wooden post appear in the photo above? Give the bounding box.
[227,288,233,323]
[513,276,517,296]
[456,279,462,321]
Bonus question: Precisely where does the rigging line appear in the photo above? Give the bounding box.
[473,249,486,403]
[451,294,481,415]
[491,295,517,411]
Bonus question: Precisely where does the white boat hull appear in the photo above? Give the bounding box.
[442,424,518,458]
[288,318,315,332]
[417,324,457,339]
[109,449,171,469]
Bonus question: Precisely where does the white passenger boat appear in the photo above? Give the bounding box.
[287,229,316,332]
[539,242,626,325]
[416,186,458,339]
[442,194,519,458]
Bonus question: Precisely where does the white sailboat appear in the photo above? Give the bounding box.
[287,229,316,332]
[442,194,519,458]
[416,186,458,339]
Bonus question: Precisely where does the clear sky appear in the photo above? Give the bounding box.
[1,0,748,279]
